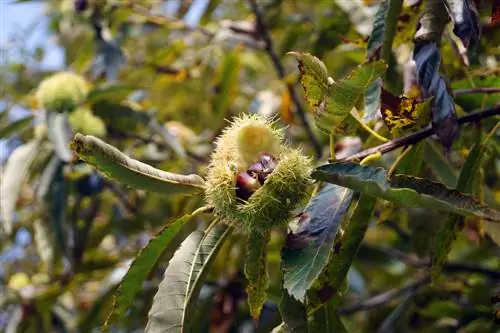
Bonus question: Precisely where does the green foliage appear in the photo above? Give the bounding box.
[312,162,500,221]
[282,184,353,302]
[1,1,499,332]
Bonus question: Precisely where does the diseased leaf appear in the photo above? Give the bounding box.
[145,224,232,333]
[245,229,271,319]
[289,52,387,133]
[445,0,480,48]
[380,88,431,136]
[105,214,194,330]
[0,115,34,139]
[70,134,204,195]
[0,140,40,235]
[213,46,241,119]
[47,112,74,162]
[287,52,329,109]
[312,162,500,222]
[282,184,353,302]
[414,43,458,150]
[414,0,450,43]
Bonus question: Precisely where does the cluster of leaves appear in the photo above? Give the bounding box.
[1,1,500,333]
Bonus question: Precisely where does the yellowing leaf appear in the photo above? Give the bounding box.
[380,88,431,136]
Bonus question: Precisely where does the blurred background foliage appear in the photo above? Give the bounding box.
[0,0,499,332]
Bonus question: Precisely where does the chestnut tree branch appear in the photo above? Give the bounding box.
[337,104,500,163]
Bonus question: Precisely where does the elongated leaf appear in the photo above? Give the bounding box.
[0,140,39,234]
[33,219,55,273]
[0,115,34,139]
[86,84,135,103]
[277,289,309,333]
[424,140,458,187]
[70,134,204,195]
[146,224,232,333]
[104,214,194,330]
[36,155,62,201]
[413,0,458,149]
[290,52,387,133]
[432,125,498,277]
[245,229,271,319]
[309,298,346,333]
[213,47,241,119]
[312,162,500,222]
[47,112,74,162]
[282,184,353,302]
[445,0,480,48]
[326,195,377,295]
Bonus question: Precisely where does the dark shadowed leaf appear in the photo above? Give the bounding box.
[274,289,309,333]
[414,43,458,150]
[282,184,353,302]
[312,162,500,222]
[70,134,204,194]
[452,76,500,110]
[414,0,449,43]
[0,139,40,235]
[105,214,194,331]
[445,0,480,48]
[309,298,346,333]
[245,229,271,320]
[146,224,232,333]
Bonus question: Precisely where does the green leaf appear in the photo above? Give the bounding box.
[104,214,194,330]
[424,140,458,187]
[0,139,40,235]
[276,289,309,333]
[47,112,74,162]
[86,84,135,104]
[309,298,346,333]
[452,76,500,110]
[245,229,271,320]
[325,194,377,295]
[282,184,354,302]
[0,115,33,139]
[289,52,387,133]
[213,46,241,119]
[432,124,498,277]
[323,61,387,134]
[312,162,500,222]
[70,134,204,195]
[145,224,232,333]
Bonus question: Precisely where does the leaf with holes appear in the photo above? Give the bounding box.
[312,162,500,222]
[282,184,353,302]
[146,224,232,333]
[70,134,204,195]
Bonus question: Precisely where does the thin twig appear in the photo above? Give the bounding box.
[337,104,500,163]
[338,275,431,315]
[454,87,500,95]
[247,0,323,159]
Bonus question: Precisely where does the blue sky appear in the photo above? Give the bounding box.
[1,1,64,69]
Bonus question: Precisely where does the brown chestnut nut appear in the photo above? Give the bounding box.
[236,172,261,201]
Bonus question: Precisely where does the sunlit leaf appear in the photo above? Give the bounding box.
[414,0,449,43]
[282,184,353,302]
[0,139,39,235]
[47,112,74,162]
[245,229,271,319]
[70,134,204,195]
[380,88,431,136]
[145,224,232,333]
[105,214,194,330]
[312,162,500,222]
